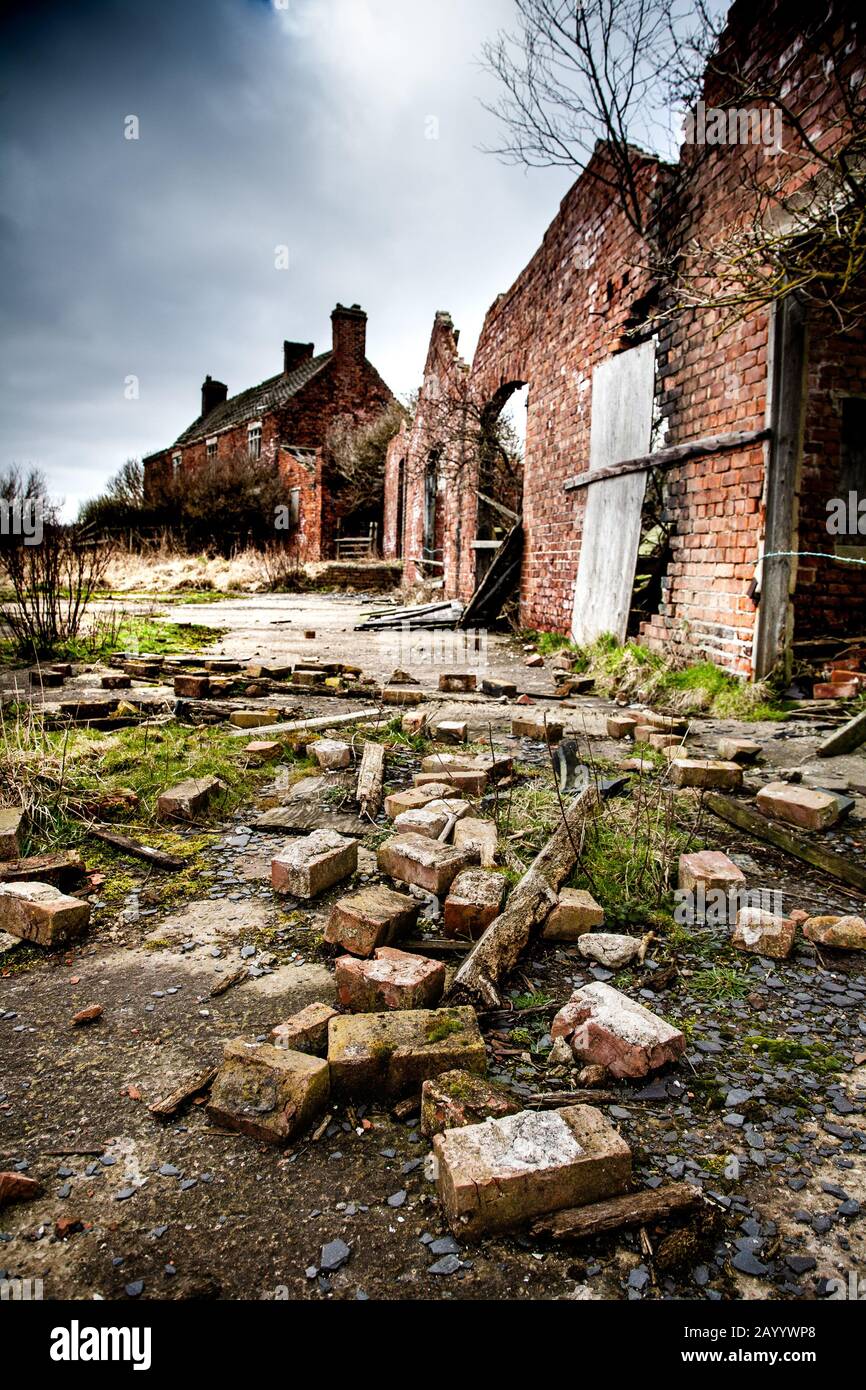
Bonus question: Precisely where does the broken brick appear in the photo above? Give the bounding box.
[384,782,455,819]
[443,868,507,938]
[0,807,26,860]
[0,881,90,947]
[244,740,283,763]
[732,907,796,959]
[452,817,498,867]
[327,1006,486,1099]
[310,738,352,770]
[335,946,445,1011]
[552,982,685,1078]
[577,933,640,969]
[0,1171,42,1208]
[325,883,420,956]
[207,1038,329,1144]
[272,830,358,897]
[541,887,603,941]
[156,776,223,821]
[678,850,746,893]
[669,759,743,790]
[439,674,476,693]
[434,1105,631,1238]
[481,678,517,698]
[421,1069,521,1137]
[755,781,842,830]
[511,715,564,742]
[229,710,280,728]
[802,914,866,950]
[378,833,468,895]
[271,1002,338,1054]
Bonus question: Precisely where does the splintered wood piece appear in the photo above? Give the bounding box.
[356,741,386,815]
[148,1068,218,1117]
[530,1183,702,1239]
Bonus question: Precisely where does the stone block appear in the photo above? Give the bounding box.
[207,1038,329,1143]
[244,740,283,763]
[541,887,603,941]
[271,830,358,897]
[327,1006,486,1099]
[577,933,641,968]
[100,674,131,690]
[325,883,419,956]
[0,880,90,946]
[335,946,446,1012]
[377,833,468,896]
[434,1105,631,1238]
[443,868,507,938]
[552,982,685,1079]
[481,678,517,698]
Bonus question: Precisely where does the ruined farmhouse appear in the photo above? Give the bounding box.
[384,0,866,678]
[144,304,394,561]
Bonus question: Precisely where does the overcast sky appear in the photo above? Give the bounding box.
[0,0,580,517]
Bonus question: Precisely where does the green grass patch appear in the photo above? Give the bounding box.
[687,964,750,1002]
[742,1036,844,1075]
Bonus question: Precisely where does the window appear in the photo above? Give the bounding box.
[840,398,866,494]
[248,423,262,460]
[290,487,301,531]
[171,452,181,477]
[206,438,217,461]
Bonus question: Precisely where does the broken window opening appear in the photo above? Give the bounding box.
[627,464,672,637]
[473,382,527,626]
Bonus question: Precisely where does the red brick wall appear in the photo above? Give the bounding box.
[389,0,865,675]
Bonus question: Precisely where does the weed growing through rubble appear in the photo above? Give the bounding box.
[687,964,751,1002]
[520,630,789,720]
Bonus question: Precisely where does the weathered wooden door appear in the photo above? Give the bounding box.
[571,340,656,644]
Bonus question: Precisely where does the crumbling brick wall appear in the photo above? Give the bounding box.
[388,0,865,675]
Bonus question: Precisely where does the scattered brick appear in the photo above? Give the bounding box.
[272,830,358,897]
[384,782,456,819]
[732,907,796,959]
[444,868,507,938]
[325,883,420,956]
[434,1105,631,1237]
[669,759,743,790]
[678,850,746,893]
[802,915,866,950]
[310,738,352,770]
[421,1069,520,1136]
[542,887,604,941]
[717,737,761,763]
[0,807,26,859]
[335,946,446,1011]
[755,781,842,830]
[453,817,498,867]
[0,1171,42,1208]
[327,1006,486,1099]
[229,710,280,728]
[434,720,468,743]
[207,1038,330,1144]
[607,715,639,739]
[173,674,210,698]
[0,881,90,946]
[378,833,468,895]
[511,715,564,741]
[482,678,517,698]
[157,776,224,820]
[271,1002,338,1054]
[439,674,476,693]
[244,740,282,762]
[552,982,686,1078]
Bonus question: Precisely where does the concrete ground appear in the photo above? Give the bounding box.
[1,592,864,1303]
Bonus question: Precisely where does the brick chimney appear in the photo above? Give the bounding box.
[201,375,228,418]
[283,340,315,375]
[331,304,367,374]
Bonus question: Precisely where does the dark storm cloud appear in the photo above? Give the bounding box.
[0,0,570,515]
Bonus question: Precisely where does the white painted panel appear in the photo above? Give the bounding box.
[571,340,655,644]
